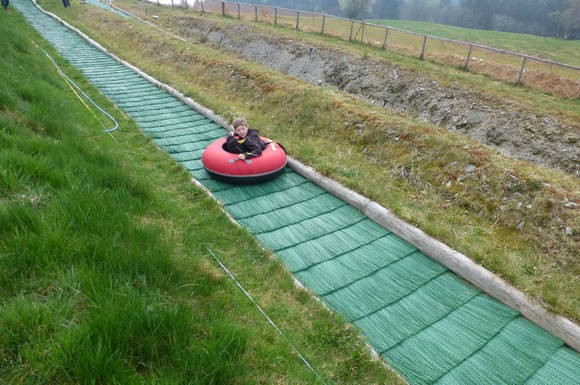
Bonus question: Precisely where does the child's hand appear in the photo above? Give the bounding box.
[238,154,246,160]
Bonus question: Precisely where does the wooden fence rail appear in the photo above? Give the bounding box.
[150,0,580,98]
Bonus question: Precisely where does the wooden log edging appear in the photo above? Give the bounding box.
[287,158,580,352]
[33,0,580,353]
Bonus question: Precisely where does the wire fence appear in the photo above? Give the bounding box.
[147,0,580,98]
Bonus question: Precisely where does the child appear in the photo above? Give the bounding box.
[224,118,266,160]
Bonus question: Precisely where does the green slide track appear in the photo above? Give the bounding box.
[13,1,580,384]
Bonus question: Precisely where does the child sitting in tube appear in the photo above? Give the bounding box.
[224,118,267,160]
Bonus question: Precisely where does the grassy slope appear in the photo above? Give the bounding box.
[370,19,580,66]
[0,8,402,385]
[55,0,580,323]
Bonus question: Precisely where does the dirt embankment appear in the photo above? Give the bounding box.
[174,17,579,176]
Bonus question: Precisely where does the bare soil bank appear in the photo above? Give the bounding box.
[172,16,579,176]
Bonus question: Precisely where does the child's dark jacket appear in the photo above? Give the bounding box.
[225,129,266,158]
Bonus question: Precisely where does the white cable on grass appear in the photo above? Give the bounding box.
[31,40,119,133]
[207,247,329,385]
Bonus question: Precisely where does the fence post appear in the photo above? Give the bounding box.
[237,3,240,19]
[171,0,174,7]
[349,20,354,41]
[221,2,225,17]
[254,5,258,21]
[383,27,389,49]
[518,56,528,84]
[201,0,204,13]
[464,44,473,68]
[321,14,326,34]
[296,11,300,30]
[184,0,187,9]
[274,7,277,26]
[361,21,365,43]
[420,35,428,61]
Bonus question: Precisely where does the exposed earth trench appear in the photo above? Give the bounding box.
[170,16,579,176]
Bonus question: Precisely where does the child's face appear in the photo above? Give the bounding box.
[234,124,248,138]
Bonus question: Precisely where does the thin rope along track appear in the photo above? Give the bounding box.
[31,40,119,133]
[13,1,580,384]
[208,248,329,385]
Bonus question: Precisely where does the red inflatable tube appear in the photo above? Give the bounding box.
[202,137,287,184]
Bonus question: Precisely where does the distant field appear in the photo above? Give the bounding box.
[131,0,579,96]
[370,19,580,67]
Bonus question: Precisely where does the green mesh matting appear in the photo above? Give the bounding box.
[14,1,580,384]
[83,0,131,18]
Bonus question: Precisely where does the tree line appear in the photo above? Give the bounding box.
[238,0,580,39]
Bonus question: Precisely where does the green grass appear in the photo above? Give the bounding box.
[0,9,402,385]
[369,19,580,66]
